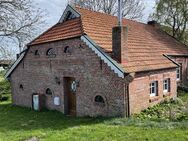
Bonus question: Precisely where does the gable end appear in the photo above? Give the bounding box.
[81,35,125,78]
[59,5,80,23]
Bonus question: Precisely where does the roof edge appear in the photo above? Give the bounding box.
[163,54,180,67]
[4,49,28,79]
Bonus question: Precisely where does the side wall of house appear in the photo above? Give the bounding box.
[172,56,188,87]
[129,69,177,114]
[10,38,128,117]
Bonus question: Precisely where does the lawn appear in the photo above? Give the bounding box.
[0,72,188,141]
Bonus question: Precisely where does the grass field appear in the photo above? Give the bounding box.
[0,72,188,141]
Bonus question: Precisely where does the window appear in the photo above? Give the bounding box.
[163,79,170,93]
[46,48,56,58]
[46,88,53,95]
[150,81,158,97]
[65,11,74,20]
[176,67,180,80]
[34,50,39,56]
[19,84,23,90]
[95,95,105,103]
[64,46,71,54]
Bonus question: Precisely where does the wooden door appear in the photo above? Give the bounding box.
[65,77,76,116]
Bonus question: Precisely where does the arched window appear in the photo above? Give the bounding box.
[19,84,23,90]
[64,46,71,54]
[94,95,105,103]
[46,48,56,58]
[34,50,39,56]
[46,88,53,95]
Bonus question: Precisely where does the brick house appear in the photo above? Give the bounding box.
[5,5,188,117]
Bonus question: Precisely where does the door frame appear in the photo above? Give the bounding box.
[63,77,76,116]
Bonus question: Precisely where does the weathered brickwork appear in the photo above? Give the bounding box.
[129,69,177,114]
[10,38,128,117]
[9,38,179,117]
[172,56,188,87]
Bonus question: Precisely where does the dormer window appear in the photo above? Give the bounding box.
[46,48,56,58]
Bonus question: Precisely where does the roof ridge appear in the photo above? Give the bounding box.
[75,6,147,26]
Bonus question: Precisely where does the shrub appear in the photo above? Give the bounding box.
[0,96,9,102]
[135,98,187,121]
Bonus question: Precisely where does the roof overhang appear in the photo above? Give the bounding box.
[166,54,188,57]
[163,54,180,67]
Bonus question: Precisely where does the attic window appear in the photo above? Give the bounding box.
[65,11,74,21]
[46,48,56,58]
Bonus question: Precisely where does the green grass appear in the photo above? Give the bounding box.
[0,102,188,141]
[0,74,188,141]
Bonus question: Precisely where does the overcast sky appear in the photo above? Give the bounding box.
[34,0,156,29]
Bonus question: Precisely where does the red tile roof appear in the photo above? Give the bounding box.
[30,6,188,73]
[30,18,83,45]
[76,7,187,72]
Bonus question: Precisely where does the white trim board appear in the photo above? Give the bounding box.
[5,52,26,79]
[81,35,125,78]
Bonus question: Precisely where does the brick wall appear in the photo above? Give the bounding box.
[172,56,188,87]
[10,38,128,117]
[129,68,177,114]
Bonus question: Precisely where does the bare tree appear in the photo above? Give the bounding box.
[151,0,188,45]
[0,46,15,60]
[69,0,145,20]
[0,0,46,59]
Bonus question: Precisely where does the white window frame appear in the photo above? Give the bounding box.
[176,67,180,81]
[163,79,169,93]
[150,81,157,97]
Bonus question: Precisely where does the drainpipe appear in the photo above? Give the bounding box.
[126,85,130,117]
[124,73,135,117]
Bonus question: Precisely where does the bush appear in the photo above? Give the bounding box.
[135,99,187,121]
[0,75,10,95]
[0,72,11,102]
[0,96,9,102]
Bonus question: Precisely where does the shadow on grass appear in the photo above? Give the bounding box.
[0,103,111,132]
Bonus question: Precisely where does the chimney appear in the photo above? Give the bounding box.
[112,0,128,63]
[147,20,160,28]
[16,54,20,59]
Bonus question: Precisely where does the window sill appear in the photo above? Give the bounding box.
[176,79,181,82]
[149,96,159,103]
[163,93,171,98]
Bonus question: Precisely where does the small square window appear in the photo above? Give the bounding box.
[150,81,158,97]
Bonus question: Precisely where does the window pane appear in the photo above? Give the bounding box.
[150,81,157,96]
